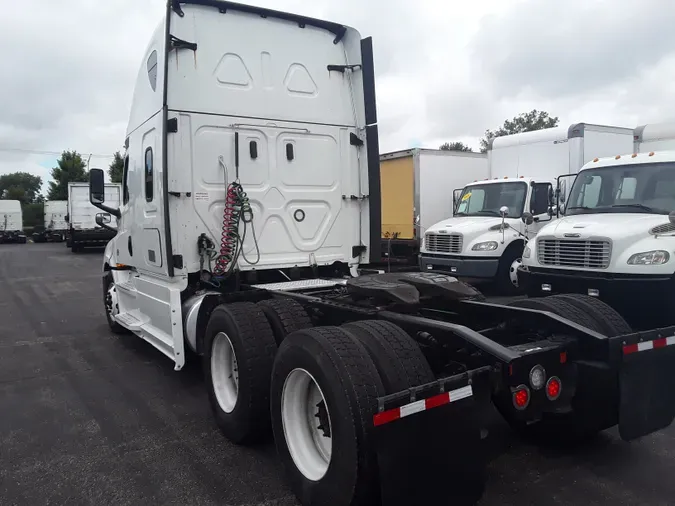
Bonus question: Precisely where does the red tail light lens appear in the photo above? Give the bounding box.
[512,385,530,410]
[546,376,561,400]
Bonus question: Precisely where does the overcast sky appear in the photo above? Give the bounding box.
[2,0,674,192]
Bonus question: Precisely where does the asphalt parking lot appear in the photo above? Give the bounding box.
[3,242,675,506]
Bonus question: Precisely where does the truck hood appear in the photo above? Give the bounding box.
[427,216,508,234]
[541,213,671,240]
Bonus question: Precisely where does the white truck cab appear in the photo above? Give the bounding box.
[520,150,675,328]
[420,177,554,292]
[419,123,634,293]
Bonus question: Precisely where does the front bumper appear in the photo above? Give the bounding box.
[419,254,500,279]
[518,265,675,326]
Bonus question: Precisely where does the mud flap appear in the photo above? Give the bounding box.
[373,366,492,506]
[617,331,675,441]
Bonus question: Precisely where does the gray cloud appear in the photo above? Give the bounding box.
[471,0,675,99]
[3,0,675,191]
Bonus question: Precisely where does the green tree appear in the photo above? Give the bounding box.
[480,110,559,153]
[47,150,88,200]
[23,202,45,228]
[108,151,124,183]
[439,141,473,152]
[0,172,43,204]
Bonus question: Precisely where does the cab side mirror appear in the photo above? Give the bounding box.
[96,213,112,226]
[521,212,534,226]
[89,167,121,219]
[499,205,509,217]
[90,168,105,205]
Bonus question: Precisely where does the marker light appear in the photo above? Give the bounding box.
[615,155,621,159]
[632,153,638,158]
[529,365,546,390]
[649,152,655,156]
[593,157,599,162]
[512,385,530,410]
[546,377,562,401]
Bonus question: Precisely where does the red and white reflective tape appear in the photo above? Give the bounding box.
[373,385,473,427]
[623,335,675,355]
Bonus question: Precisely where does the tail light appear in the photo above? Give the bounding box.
[512,385,530,410]
[546,376,562,401]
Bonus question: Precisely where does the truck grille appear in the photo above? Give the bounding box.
[425,233,463,254]
[537,238,611,269]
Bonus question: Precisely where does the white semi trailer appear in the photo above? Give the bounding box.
[33,200,68,243]
[66,182,121,252]
[87,3,675,505]
[0,200,26,244]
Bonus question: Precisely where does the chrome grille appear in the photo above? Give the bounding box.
[425,233,463,254]
[537,238,611,269]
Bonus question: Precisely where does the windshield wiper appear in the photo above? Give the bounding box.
[454,212,468,216]
[566,206,593,211]
[611,203,655,212]
[475,210,501,216]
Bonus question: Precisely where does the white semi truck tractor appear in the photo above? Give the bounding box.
[88,2,675,505]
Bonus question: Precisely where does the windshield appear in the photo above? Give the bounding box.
[455,182,527,217]
[566,162,675,216]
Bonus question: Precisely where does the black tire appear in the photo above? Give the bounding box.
[103,274,129,335]
[271,327,384,506]
[547,294,631,337]
[66,237,71,248]
[204,302,277,445]
[508,296,604,334]
[258,298,312,345]
[496,244,524,295]
[342,320,434,394]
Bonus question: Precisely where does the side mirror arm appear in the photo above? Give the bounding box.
[91,200,121,219]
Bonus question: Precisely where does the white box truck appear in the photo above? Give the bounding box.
[634,120,675,153]
[520,149,675,330]
[0,200,26,244]
[85,3,675,505]
[66,182,120,252]
[380,148,488,264]
[419,123,634,293]
[33,200,68,243]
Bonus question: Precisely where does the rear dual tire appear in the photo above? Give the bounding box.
[206,299,434,506]
[271,327,384,506]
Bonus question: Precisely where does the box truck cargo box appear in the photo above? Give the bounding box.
[380,148,488,262]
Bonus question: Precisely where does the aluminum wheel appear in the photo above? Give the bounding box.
[510,258,522,288]
[281,368,332,481]
[105,284,119,320]
[211,332,239,413]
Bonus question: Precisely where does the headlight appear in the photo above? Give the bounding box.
[627,250,670,265]
[472,241,498,251]
[523,245,531,259]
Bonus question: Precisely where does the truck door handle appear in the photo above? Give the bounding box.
[128,236,133,257]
